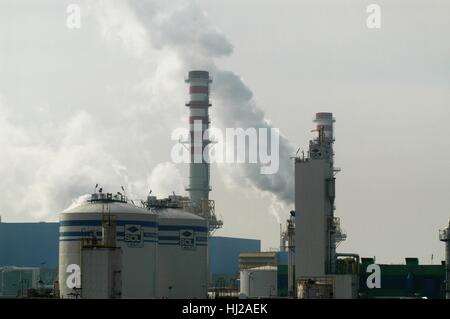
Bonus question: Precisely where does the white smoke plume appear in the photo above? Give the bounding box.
[100,0,295,205]
[0,0,293,223]
[147,162,185,198]
[65,194,91,212]
[212,71,295,205]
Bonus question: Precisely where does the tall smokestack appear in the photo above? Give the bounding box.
[312,112,335,163]
[185,71,222,232]
[313,112,338,274]
[185,70,212,205]
[295,112,346,283]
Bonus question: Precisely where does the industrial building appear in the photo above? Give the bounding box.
[292,113,449,299]
[0,219,259,298]
[240,266,278,298]
[294,112,358,298]
[1,71,220,299]
[210,236,260,291]
[56,71,219,299]
[0,222,59,268]
[358,257,446,299]
[0,72,449,299]
[238,251,291,298]
[59,192,159,298]
[0,266,56,298]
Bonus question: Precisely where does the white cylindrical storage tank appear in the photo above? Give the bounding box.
[155,208,208,298]
[240,266,278,298]
[59,193,158,298]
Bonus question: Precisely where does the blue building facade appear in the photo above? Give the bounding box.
[209,236,261,288]
[0,222,59,268]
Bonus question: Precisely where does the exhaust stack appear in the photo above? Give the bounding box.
[185,71,212,204]
[185,70,222,232]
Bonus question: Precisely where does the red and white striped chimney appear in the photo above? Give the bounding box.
[185,70,212,205]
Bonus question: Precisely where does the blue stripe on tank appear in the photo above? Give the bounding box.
[59,231,157,237]
[60,220,207,233]
[59,239,206,246]
[158,225,208,232]
[158,242,208,246]
[59,238,157,243]
[158,236,179,241]
[158,236,208,242]
[60,220,158,227]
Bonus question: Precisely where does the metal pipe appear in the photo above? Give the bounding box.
[287,222,295,297]
[440,220,450,299]
[336,253,360,264]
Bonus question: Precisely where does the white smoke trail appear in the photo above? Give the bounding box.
[0,0,293,223]
[65,194,91,211]
[97,0,295,207]
[147,162,185,198]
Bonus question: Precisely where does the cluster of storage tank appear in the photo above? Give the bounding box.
[58,190,208,299]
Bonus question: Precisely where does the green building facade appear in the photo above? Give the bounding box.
[358,257,446,299]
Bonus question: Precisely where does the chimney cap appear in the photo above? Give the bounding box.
[188,70,210,79]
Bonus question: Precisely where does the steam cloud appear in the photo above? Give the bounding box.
[0,0,293,223]
[120,0,295,206]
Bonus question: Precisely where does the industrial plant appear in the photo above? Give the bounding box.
[0,70,448,299]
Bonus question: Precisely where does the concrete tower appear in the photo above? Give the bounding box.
[185,70,222,232]
[439,219,450,299]
[185,70,212,204]
[295,113,346,278]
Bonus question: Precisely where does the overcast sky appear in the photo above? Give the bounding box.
[0,0,449,264]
